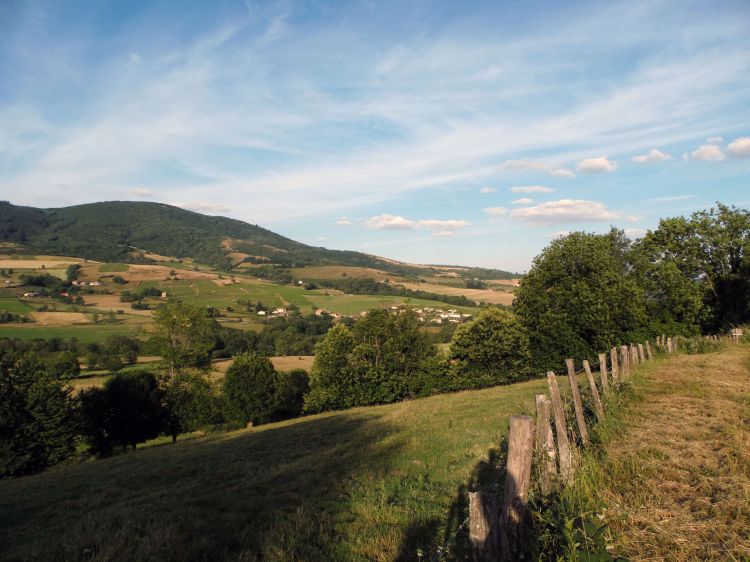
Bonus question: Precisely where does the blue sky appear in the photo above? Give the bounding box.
[1,0,749,272]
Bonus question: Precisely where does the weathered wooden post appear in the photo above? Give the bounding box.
[645,341,653,360]
[630,344,639,367]
[469,492,499,562]
[583,360,605,421]
[546,372,573,483]
[501,415,535,561]
[667,337,673,353]
[535,395,556,495]
[637,343,645,363]
[620,345,629,378]
[598,352,610,396]
[610,347,620,383]
[565,359,589,445]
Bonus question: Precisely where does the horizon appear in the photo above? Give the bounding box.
[1,0,749,271]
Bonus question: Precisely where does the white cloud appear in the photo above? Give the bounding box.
[480,186,497,194]
[644,194,695,203]
[511,198,534,205]
[576,156,617,173]
[365,214,416,230]
[631,148,672,164]
[335,217,353,226]
[502,158,549,171]
[418,219,470,229]
[365,214,469,233]
[727,136,750,158]
[550,168,576,178]
[177,202,230,214]
[434,230,456,237]
[509,185,554,194]
[483,206,508,216]
[511,199,634,224]
[706,136,723,144]
[131,187,152,197]
[691,144,725,161]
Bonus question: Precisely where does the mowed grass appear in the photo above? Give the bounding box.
[0,376,552,562]
[0,323,141,342]
[99,263,128,272]
[594,345,750,560]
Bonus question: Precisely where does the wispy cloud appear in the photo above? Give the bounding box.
[479,186,497,194]
[483,206,508,216]
[644,195,696,203]
[691,144,725,161]
[727,136,750,158]
[511,198,534,205]
[365,214,469,235]
[509,185,554,194]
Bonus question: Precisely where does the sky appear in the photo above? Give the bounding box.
[1,0,749,272]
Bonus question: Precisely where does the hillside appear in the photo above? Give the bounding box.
[0,201,516,279]
[2,346,747,561]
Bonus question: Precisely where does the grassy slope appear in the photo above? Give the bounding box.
[0,376,550,562]
[597,344,750,560]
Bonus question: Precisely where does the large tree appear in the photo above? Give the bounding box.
[634,203,750,330]
[222,353,277,425]
[0,354,78,479]
[152,300,217,375]
[514,229,647,371]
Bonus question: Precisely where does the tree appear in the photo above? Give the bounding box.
[634,203,750,330]
[305,310,436,412]
[0,354,79,478]
[304,323,355,412]
[450,307,533,387]
[152,300,216,375]
[79,371,165,455]
[163,371,221,442]
[271,368,309,421]
[222,354,277,425]
[514,229,647,371]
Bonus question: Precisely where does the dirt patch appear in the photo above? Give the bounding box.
[30,311,90,325]
[210,356,314,377]
[602,346,750,561]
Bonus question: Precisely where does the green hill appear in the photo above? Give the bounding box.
[0,377,547,562]
[0,201,516,279]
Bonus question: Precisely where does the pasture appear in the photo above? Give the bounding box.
[0,323,142,342]
[396,281,515,305]
[99,263,128,272]
[291,265,406,282]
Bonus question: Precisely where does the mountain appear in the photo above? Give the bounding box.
[0,201,516,278]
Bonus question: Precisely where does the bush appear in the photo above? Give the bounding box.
[271,369,309,421]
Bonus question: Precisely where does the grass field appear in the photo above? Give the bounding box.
[0,323,142,342]
[0,373,555,561]
[0,297,33,314]
[99,263,128,272]
[291,265,406,282]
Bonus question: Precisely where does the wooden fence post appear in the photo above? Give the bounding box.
[546,372,573,483]
[620,345,629,378]
[610,347,620,383]
[535,395,556,495]
[565,359,590,445]
[469,492,499,562]
[598,352,610,396]
[630,344,639,367]
[645,341,653,360]
[583,360,604,421]
[501,415,535,561]
[667,337,673,353]
[638,343,645,363]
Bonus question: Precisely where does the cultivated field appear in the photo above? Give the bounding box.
[29,311,90,325]
[291,265,406,282]
[396,281,516,305]
[0,324,142,342]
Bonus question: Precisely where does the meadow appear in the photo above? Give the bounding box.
[0,323,142,342]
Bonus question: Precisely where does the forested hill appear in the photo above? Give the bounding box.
[0,201,516,278]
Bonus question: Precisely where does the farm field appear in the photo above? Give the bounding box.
[291,265,406,282]
[0,297,33,314]
[0,323,142,342]
[396,281,516,305]
[212,355,315,375]
[98,263,128,272]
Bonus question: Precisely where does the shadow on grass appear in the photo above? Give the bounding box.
[0,412,404,562]
[395,439,509,561]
